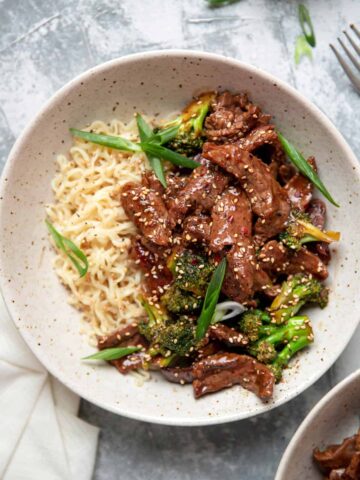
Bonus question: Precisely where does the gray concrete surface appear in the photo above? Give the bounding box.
[0,0,359,478]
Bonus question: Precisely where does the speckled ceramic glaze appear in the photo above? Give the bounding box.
[0,50,359,426]
[275,369,360,479]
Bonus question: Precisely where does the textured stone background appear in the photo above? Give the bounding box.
[1,0,359,478]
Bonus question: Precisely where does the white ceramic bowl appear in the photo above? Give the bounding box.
[0,50,359,426]
[275,369,360,479]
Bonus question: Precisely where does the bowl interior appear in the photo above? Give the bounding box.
[0,51,359,425]
[276,370,360,479]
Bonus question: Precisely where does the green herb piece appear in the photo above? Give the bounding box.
[150,124,180,145]
[82,346,141,361]
[196,258,227,340]
[294,35,313,65]
[46,220,88,277]
[141,142,200,169]
[206,0,240,6]
[70,128,141,153]
[277,132,339,207]
[136,114,167,188]
[298,4,316,47]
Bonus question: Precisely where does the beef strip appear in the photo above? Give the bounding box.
[203,143,290,243]
[210,186,252,252]
[284,156,316,211]
[222,239,257,304]
[278,163,296,184]
[97,323,149,374]
[167,161,229,226]
[192,352,275,400]
[121,182,172,246]
[205,91,271,142]
[209,324,249,347]
[345,452,360,479]
[314,435,359,473]
[182,214,211,245]
[307,198,331,264]
[141,170,165,195]
[161,366,194,384]
[258,240,328,280]
[131,236,173,297]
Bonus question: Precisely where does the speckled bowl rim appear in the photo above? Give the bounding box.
[1,49,359,426]
[275,369,360,479]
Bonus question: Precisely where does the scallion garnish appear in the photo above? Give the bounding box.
[196,258,227,340]
[298,4,316,47]
[277,132,339,207]
[294,35,313,65]
[46,220,89,277]
[70,128,141,153]
[136,114,167,188]
[82,346,141,361]
[70,127,199,170]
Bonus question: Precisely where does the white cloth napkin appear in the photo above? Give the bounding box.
[0,295,99,480]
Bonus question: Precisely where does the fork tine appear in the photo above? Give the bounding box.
[344,30,360,56]
[330,43,360,93]
[338,37,360,72]
[350,24,360,40]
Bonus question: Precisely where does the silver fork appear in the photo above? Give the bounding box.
[330,24,360,93]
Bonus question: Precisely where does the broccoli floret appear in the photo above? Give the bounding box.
[159,92,215,156]
[248,316,314,379]
[138,299,169,341]
[268,318,314,382]
[161,284,202,314]
[269,274,329,324]
[167,249,215,297]
[238,309,276,342]
[280,210,340,251]
[155,316,197,357]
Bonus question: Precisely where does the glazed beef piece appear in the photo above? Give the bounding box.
[161,366,194,384]
[284,157,316,211]
[205,91,271,142]
[121,182,172,246]
[131,237,173,297]
[209,186,252,252]
[222,239,257,304]
[192,352,275,400]
[307,198,331,264]
[314,433,360,475]
[258,240,328,280]
[203,143,290,243]
[167,161,229,226]
[209,323,249,347]
[97,323,149,374]
[182,214,211,245]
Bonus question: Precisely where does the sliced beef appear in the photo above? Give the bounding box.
[167,162,229,226]
[307,198,331,264]
[278,163,296,184]
[161,366,194,384]
[205,91,271,142]
[222,240,256,304]
[131,236,173,297]
[345,452,360,479]
[121,182,172,246]
[258,240,328,280]
[192,352,275,400]
[141,170,164,195]
[203,143,290,243]
[209,324,249,347]
[112,351,148,374]
[284,157,316,211]
[182,214,211,245]
[314,435,359,473]
[210,186,252,252]
[97,323,140,350]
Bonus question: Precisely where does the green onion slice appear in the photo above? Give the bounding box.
[136,114,167,188]
[277,132,339,207]
[294,35,313,65]
[298,4,316,47]
[141,142,200,169]
[46,220,88,277]
[82,346,141,361]
[196,258,227,340]
[70,128,141,153]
